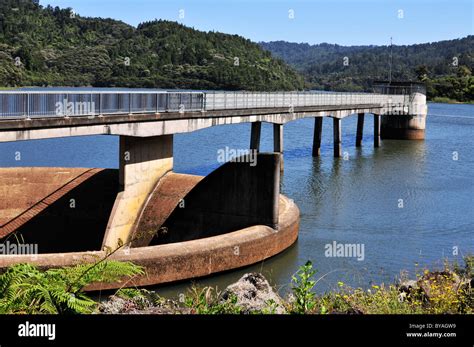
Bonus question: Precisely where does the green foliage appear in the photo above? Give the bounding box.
[290,260,317,314]
[0,0,304,90]
[426,75,474,102]
[0,261,143,314]
[262,37,474,101]
[184,286,242,314]
[315,284,426,314]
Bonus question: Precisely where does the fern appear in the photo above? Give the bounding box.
[0,261,144,314]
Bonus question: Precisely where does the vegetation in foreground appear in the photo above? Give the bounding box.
[0,256,472,315]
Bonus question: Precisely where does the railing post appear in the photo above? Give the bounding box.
[128,93,132,115]
[64,93,69,118]
[99,93,103,116]
[26,93,30,120]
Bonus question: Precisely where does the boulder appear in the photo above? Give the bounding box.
[221,273,286,314]
[398,279,419,302]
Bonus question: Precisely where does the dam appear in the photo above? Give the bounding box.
[0,84,427,289]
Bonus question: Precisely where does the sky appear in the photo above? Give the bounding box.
[40,0,473,46]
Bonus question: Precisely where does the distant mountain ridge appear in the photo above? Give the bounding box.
[260,37,473,101]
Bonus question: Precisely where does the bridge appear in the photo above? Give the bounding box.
[0,86,427,288]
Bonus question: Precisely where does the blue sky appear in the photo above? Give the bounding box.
[40,0,473,45]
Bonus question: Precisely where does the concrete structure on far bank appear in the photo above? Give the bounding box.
[0,85,427,288]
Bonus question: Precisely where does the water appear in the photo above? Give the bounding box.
[0,103,473,296]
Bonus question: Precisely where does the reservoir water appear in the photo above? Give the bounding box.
[0,103,472,295]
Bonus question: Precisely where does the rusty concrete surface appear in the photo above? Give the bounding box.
[0,168,102,237]
[132,172,203,247]
[0,168,118,252]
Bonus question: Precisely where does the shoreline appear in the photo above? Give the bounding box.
[96,256,473,315]
[2,255,471,315]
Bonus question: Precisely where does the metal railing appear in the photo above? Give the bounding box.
[0,90,407,119]
[203,91,405,110]
[0,91,205,119]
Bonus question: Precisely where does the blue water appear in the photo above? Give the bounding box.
[0,103,473,295]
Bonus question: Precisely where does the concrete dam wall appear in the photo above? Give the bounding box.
[0,153,299,288]
[1,153,283,254]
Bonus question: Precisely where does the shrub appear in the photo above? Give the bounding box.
[290,261,317,314]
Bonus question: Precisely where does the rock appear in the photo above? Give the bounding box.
[397,279,419,302]
[398,279,418,293]
[99,296,143,314]
[99,295,189,314]
[220,273,286,314]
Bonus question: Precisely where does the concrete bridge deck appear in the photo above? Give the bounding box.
[0,90,417,142]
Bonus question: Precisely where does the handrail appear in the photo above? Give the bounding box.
[0,90,407,119]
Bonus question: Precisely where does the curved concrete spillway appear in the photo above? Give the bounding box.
[0,153,300,289]
[131,172,204,247]
[0,194,299,290]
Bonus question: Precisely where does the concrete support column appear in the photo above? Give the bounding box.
[250,122,262,152]
[333,117,342,157]
[374,114,381,148]
[312,117,323,157]
[103,135,174,250]
[273,124,284,171]
[356,113,364,147]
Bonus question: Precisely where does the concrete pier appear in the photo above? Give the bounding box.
[273,124,284,171]
[250,122,262,152]
[312,117,323,157]
[374,114,381,148]
[356,113,364,147]
[333,117,342,157]
[102,135,173,250]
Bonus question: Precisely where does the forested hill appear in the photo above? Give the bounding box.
[0,0,304,90]
[261,37,474,101]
